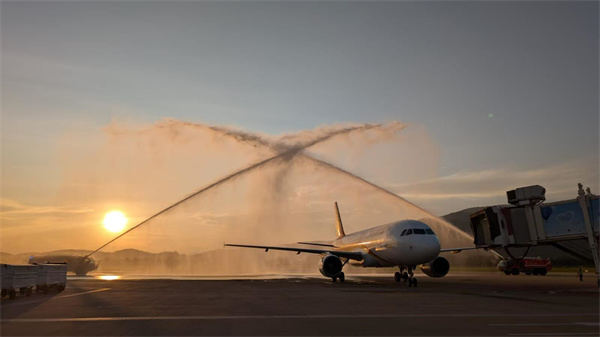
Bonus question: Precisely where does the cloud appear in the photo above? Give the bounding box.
[0,199,94,217]
[188,211,236,226]
[388,157,599,214]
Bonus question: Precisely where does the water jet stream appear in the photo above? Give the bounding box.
[89,121,477,259]
[298,154,474,241]
[86,154,283,257]
[87,123,388,257]
[174,120,471,241]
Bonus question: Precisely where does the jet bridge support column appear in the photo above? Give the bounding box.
[577,183,599,285]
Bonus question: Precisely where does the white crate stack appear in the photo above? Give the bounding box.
[1,263,68,299]
[36,263,67,293]
[1,264,39,299]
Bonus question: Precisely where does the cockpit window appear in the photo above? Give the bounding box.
[400,229,407,236]
[406,229,413,236]
[414,228,426,235]
[425,229,434,235]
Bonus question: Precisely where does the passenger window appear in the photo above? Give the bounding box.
[406,229,413,236]
[400,229,407,236]
[425,229,434,235]
[414,228,426,235]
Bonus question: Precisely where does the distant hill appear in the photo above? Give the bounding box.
[0,252,18,264]
[441,207,485,234]
[0,247,323,275]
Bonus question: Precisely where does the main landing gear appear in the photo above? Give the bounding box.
[331,272,345,283]
[395,266,417,287]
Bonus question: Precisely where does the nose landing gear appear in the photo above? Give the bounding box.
[395,266,417,287]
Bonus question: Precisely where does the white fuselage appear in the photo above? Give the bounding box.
[333,220,441,267]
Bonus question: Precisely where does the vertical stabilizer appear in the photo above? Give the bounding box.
[334,202,346,238]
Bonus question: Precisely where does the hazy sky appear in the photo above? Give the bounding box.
[1,1,598,253]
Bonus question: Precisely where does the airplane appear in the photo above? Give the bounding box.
[225,202,476,286]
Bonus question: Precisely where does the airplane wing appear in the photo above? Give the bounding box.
[440,246,504,259]
[297,241,335,247]
[224,243,363,260]
[441,246,504,258]
[439,247,480,254]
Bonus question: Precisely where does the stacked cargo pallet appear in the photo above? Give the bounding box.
[35,263,67,294]
[0,264,38,299]
[1,263,67,299]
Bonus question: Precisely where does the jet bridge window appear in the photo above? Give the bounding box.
[406,229,413,236]
[425,229,434,235]
[414,228,426,235]
[400,229,407,236]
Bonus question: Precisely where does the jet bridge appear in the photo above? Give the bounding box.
[469,184,599,281]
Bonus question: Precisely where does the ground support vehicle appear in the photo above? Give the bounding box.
[498,257,552,276]
[35,263,67,294]
[29,255,97,276]
[1,264,39,299]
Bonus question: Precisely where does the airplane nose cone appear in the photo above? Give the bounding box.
[429,236,441,257]
[417,236,441,262]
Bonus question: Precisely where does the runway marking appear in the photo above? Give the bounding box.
[575,322,600,326]
[55,288,111,299]
[491,322,599,327]
[2,313,598,323]
[508,332,598,336]
[1,288,111,307]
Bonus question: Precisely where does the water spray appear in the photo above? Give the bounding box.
[86,122,390,257]
[298,154,474,241]
[88,120,480,261]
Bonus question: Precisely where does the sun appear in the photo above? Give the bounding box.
[103,211,128,233]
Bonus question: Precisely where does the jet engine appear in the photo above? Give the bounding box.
[318,254,343,277]
[420,256,450,278]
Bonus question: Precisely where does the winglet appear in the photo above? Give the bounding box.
[334,201,345,238]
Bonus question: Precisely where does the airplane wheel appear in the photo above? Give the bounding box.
[394,272,401,282]
[402,272,408,282]
[331,277,337,283]
[339,272,345,283]
[407,278,413,287]
[9,289,16,299]
[19,288,26,295]
[413,278,418,288]
[26,287,32,297]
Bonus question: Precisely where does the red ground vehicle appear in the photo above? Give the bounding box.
[497,257,552,276]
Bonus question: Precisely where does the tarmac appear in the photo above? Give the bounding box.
[1,272,598,336]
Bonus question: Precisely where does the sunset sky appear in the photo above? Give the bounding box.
[1,1,598,254]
